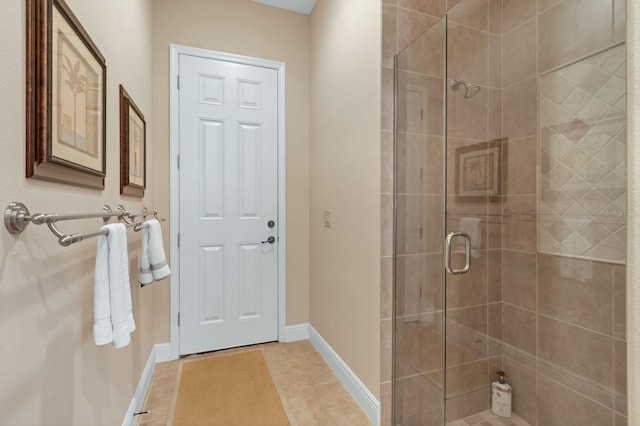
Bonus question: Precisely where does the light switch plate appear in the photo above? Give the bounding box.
[323,209,331,228]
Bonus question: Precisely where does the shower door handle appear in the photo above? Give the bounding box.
[445,232,471,275]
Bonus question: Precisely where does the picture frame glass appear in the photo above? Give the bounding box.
[119,85,146,197]
[458,146,500,196]
[128,107,145,187]
[51,3,104,174]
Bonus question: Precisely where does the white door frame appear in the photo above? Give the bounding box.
[169,44,286,360]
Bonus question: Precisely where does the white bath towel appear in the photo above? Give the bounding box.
[93,232,112,345]
[94,223,136,348]
[138,219,170,286]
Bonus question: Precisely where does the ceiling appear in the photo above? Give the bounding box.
[250,0,316,15]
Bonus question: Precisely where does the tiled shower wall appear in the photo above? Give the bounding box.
[382,0,628,425]
[493,1,627,425]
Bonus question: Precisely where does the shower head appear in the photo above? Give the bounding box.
[450,79,481,98]
[464,82,481,98]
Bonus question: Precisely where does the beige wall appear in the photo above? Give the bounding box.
[0,0,155,424]
[151,0,310,341]
[309,0,382,398]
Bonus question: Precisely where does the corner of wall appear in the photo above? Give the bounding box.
[626,1,639,423]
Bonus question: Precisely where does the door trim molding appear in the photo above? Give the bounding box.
[169,44,286,359]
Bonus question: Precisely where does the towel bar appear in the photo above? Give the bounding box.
[4,202,165,246]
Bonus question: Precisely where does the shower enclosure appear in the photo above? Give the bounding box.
[393,1,627,425]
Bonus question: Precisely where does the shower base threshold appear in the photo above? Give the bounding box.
[447,410,530,426]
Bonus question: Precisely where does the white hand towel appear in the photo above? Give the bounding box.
[93,223,136,348]
[139,219,170,285]
[458,217,482,259]
[138,223,153,286]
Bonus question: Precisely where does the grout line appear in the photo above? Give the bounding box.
[505,135,537,144]
[502,75,537,92]
[448,356,498,370]
[396,67,446,82]
[537,0,562,16]
[395,5,441,21]
[164,361,182,426]
[500,247,538,256]
[501,300,537,315]
[447,301,501,311]
[537,312,617,340]
[262,351,303,425]
[445,385,491,403]
[501,14,536,39]
[447,19,501,37]
[613,336,627,344]
[540,373,617,414]
[396,130,444,138]
[502,353,537,375]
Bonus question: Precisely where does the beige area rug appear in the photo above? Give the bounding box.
[171,350,290,426]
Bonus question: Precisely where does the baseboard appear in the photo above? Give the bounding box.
[308,325,381,426]
[121,343,167,426]
[281,323,309,342]
[155,342,174,363]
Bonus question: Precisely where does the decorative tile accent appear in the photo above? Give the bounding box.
[538,44,626,262]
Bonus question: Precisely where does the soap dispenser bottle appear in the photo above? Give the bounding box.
[491,370,512,418]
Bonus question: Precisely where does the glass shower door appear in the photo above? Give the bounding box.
[394,18,446,426]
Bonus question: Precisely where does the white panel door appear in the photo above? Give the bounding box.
[178,54,279,355]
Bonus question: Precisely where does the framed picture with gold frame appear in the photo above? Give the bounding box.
[119,85,146,197]
[26,0,107,189]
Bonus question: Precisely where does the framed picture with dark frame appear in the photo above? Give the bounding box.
[26,0,107,189]
[455,140,505,198]
[119,85,146,197]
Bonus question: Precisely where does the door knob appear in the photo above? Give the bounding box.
[267,220,275,228]
[261,236,276,244]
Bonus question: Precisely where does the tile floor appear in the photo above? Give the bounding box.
[447,410,530,426]
[136,340,372,426]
